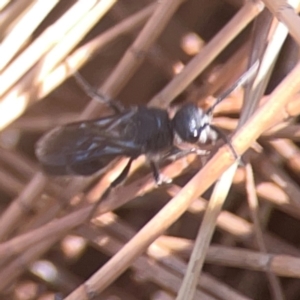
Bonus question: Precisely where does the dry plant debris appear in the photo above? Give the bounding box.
[1,0,300,299]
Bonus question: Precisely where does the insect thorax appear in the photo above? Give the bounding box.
[127,107,174,154]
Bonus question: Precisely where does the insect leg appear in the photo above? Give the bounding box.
[111,157,134,187]
[88,158,134,220]
[150,161,172,185]
[166,147,209,162]
[73,72,124,113]
[210,125,241,162]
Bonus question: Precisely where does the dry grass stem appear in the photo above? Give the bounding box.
[149,0,264,108]
[262,0,300,45]
[1,1,300,299]
[245,163,285,300]
[1,0,106,95]
[0,0,34,37]
[160,236,300,278]
[0,0,60,72]
[77,225,215,300]
[77,214,252,300]
[82,0,186,118]
[0,2,154,130]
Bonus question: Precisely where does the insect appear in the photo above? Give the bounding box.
[35,63,258,187]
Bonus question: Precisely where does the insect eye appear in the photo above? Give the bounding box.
[172,103,203,143]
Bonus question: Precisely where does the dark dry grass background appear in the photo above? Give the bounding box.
[1,0,300,299]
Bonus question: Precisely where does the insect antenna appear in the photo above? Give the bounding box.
[73,71,125,113]
[206,60,259,116]
[204,61,259,161]
[210,125,239,160]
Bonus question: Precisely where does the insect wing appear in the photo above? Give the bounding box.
[35,109,139,175]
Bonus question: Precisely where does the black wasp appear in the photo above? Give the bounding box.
[35,63,257,187]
